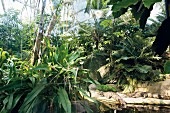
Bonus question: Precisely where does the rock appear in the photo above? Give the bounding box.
[103,92,114,99]
[123,98,170,105]
[152,93,160,99]
[72,100,98,113]
[164,96,170,100]
[116,92,128,98]
[141,92,148,98]
[72,101,88,113]
[165,74,170,79]
[128,91,147,98]
[153,106,160,110]
[135,79,170,97]
[133,92,143,98]
[89,84,97,90]
[97,64,110,78]
[100,91,126,106]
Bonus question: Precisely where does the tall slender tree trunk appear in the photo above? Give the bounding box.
[45,0,61,37]
[45,14,57,37]
[1,0,6,13]
[31,0,46,65]
[40,0,61,55]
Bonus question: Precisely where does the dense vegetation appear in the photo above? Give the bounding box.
[0,0,170,113]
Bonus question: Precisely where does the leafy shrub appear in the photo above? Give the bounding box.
[104,23,163,92]
[76,12,164,93]
[0,43,97,113]
[97,85,117,92]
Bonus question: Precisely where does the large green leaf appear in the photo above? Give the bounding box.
[164,60,170,74]
[68,51,80,64]
[1,95,11,113]
[0,80,28,92]
[58,87,71,113]
[136,65,152,73]
[19,84,45,112]
[142,0,161,8]
[111,0,138,13]
[115,56,135,63]
[25,99,36,113]
[59,44,69,59]
[100,19,112,28]
[32,64,50,71]
[7,93,14,110]
[56,44,69,66]
[12,94,23,109]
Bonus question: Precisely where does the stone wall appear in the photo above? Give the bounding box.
[135,74,170,97]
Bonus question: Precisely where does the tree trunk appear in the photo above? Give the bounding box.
[1,0,6,13]
[45,14,57,38]
[45,0,61,37]
[31,0,46,65]
[40,0,61,56]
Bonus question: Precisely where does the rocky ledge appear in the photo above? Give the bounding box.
[87,76,170,108]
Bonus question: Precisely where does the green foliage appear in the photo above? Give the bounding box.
[87,0,162,29]
[97,85,117,92]
[0,2,167,112]
[75,12,163,93]
[107,20,162,88]
[0,9,35,58]
[0,48,9,66]
[108,0,161,19]
[164,60,170,74]
[58,87,71,113]
[0,43,96,113]
[0,9,21,51]
[110,0,138,13]
[85,0,110,13]
[100,19,112,28]
[143,0,161,8]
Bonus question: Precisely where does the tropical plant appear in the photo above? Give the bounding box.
[0,1,101,112]
[0,0,168,112]
[0,9,34,58]
[86,0,162,29]
[0,41,97,113]
[0,48,10,79]
[73,11,164,93]
[0,9,22,52]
